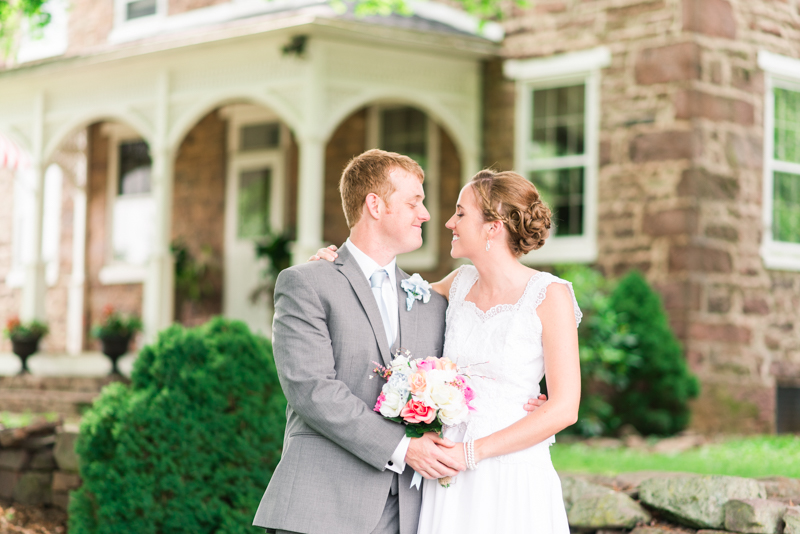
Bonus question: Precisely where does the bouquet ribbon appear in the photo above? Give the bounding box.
[410,470,423,490]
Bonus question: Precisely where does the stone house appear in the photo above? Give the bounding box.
[0,0,798,433]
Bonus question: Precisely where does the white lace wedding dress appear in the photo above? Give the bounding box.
[417,265,582,534]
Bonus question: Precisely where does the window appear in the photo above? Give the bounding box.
[758,51,800,270]
[368,105,440,271]
[777,385,800,433]
[7,164,63,288]
[98,125,154,284]
[126,0,156,19]
[505,47,610,264]
[111,0,165,41]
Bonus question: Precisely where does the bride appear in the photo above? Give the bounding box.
[315,169,581,533]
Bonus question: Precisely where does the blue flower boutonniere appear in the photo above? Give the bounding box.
[400,274,432,311]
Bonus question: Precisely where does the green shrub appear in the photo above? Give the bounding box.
[609,271,700,435]
[69,318,287,534]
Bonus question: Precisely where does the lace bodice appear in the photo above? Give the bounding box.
[443,265,582,462]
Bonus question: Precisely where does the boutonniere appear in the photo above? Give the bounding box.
[400,274,432,311]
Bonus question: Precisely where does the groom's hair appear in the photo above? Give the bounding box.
[339,149,424,228]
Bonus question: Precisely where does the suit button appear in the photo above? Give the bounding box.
[388,461,394,466]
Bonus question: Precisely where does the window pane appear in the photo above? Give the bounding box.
[238,168,271,239]
[531,167,584,236]
[119,141,151,195]
[531,85,585,158]
[113,196,153,265]
[775,88,800,164]
[240,123,281,151]
[380,107,428,170]
[777,386,800,433]
[126,0,156,19]
[773,171,800,243]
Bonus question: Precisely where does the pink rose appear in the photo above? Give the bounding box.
[374,393,386,413]
[416,358,436,372]
[409,372,428,396]
[400,400,437,424]
[463,386,475,404]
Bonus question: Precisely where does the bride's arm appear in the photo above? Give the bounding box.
[430,269,458,300]
[442,283,580,465]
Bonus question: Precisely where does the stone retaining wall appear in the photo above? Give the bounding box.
[0,420,81,511]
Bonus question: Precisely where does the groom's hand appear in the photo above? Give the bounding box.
[524,394,547,413]
[405,433,464,479]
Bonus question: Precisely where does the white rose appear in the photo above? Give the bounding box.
[379,388,405,418]
[429,383,462,410]
[438,401,469,426]
[391,355,410,374]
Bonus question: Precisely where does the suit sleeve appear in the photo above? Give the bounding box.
[272,267,407,471]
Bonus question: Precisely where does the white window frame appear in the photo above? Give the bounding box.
[110,0,168,41]
[758,50,800,271]
[98,123,152,285]
[367,104,440,271]
[505,46,610,265]
[6,164,63,288]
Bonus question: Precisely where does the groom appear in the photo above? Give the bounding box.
[253,149,543,534]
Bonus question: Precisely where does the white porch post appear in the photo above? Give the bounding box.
[66,130,88,355]
[292,135,326,265]
[142,72,175,342]
[20,93,47,323]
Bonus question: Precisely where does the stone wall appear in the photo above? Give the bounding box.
[484,0,800,432]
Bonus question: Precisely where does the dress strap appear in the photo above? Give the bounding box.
[448,265,478,305]
[527,273,583,326]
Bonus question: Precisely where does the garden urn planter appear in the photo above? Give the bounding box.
[11,336,41,374]
[100,334,132,375]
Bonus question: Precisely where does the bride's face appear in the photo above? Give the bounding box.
[445,184,489,259]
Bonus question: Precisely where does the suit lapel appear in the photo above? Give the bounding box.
[395,267,418,355]
[335,246,392,367]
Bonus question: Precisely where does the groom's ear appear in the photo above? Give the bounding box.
[364,192,383,220]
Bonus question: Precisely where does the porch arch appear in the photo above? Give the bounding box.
[44,110,153,163]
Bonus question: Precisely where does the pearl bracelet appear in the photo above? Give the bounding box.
[463,439,477,470]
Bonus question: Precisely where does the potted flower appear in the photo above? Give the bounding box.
[3,315,49,374]
[91,305,142,375]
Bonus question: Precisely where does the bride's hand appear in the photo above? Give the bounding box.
[308,245,338,262]
[524,394,547,413]
[439,441,467,472]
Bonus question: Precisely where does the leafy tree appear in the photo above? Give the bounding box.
[0,0,50,55]
[69,318,287,534]
[608,271,700,435]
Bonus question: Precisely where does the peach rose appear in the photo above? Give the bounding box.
[400,400,436,424]
[408,372,428,396]
[437,358,458,372]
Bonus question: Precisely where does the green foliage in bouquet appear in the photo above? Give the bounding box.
[609,271,700,435]
[90,305,142,340]
[69,318,287,534]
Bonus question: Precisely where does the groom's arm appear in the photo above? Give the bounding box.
[272,267,410,471]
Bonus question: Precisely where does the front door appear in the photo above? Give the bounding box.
[223,149,284,335]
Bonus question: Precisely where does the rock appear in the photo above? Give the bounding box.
[12,471,52,505]
[639,474,767,528]
[785,506,800,534]
[561,475,616,512]
[651,435,704,454]
[725,499,787,534]
[52,471,82,492]
[0,449,30,471]
[29,448,57,470]
[53,429,80,472]
[0,469,22,499]
[51,490,71,511]
[624,434,648,449]
[631,527,688,534]
[697,531,731,534]
[568,491,652,529]
[618,424,641,438]
[0,420,60,448]
[759,477,800,500]
[587,437,624,449]
[615,471,689,498]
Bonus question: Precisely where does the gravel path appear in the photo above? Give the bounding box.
[0,501,66,534]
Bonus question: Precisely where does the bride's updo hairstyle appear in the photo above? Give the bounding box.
[470,170,552,257]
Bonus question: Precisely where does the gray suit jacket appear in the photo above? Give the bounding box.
[253,245,448,534]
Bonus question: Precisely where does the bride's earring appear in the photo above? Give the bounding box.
[485,239,492,251]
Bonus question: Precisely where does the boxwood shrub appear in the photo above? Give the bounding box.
[69,318,286,534]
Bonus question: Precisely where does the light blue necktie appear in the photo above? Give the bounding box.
[370,269,394,347]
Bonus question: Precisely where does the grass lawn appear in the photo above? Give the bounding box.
[551,435,800,478]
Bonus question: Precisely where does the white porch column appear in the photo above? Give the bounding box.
[66,130,88,355]
[292,135,326,265]
[142,72,175,342]
[20,93,47,322]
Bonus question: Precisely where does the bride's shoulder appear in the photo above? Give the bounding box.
[528,273,583,326]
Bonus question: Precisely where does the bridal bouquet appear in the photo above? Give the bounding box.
[372,349,475,488]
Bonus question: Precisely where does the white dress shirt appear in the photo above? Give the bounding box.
[345,239,411,474]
